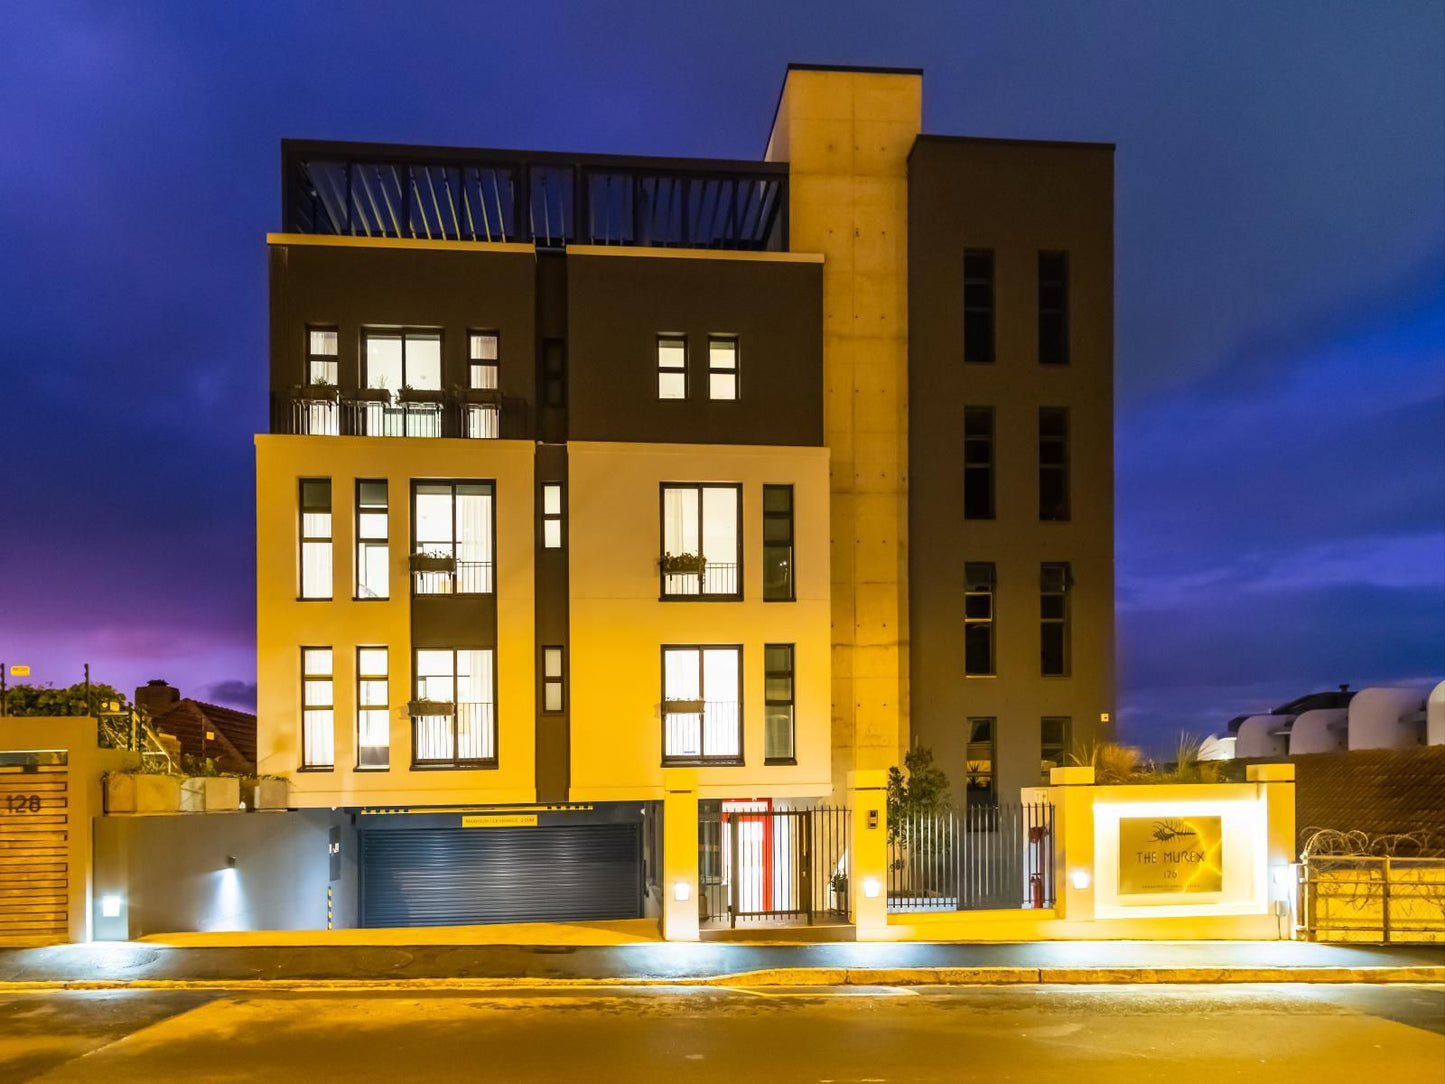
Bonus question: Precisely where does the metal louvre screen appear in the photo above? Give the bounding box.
[360,824,641,928]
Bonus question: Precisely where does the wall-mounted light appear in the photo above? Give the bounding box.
[673,881,691,902]
[862,878,882,899]
[225,855,237,870]
[100,894,123,919]
[1069,869,1091,890]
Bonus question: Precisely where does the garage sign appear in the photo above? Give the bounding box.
[461,814,538,828]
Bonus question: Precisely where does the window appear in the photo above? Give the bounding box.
[964,407,994,520]
[357,647,389,769]
[356,480,388,599]
[764,644,795,763]
[762,484,794,601]
[965,717,996,804]
[541,483,563,549]
[708,337,738,400]
[299,479,332,600]
[964,249,995,363]
[412,648,495,767]
[364,330,441,394]
[301,647,334,769]
[1038,251,1069,366]
[657,335,686,399]
[412,482,494,595]
[307,327,338,385]
[1040,563,1072,677]
[661,483,741,598]
[662,645,742,764]
[964,562,996,676]
[542,646,564,713]
[468,332,498,389]
[1039,407,1070,521]
[1041,716,1070,782]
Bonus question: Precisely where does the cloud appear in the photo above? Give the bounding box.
[203,680,257,710]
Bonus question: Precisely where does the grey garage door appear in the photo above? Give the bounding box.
[360,823,642,928]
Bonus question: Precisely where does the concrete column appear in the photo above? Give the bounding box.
[661,768,699,942]
[849,768,889,940]
[1248,762,1297,911]
[1049,766,1096,921]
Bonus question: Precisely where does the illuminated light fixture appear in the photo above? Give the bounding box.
[862,878,882,899]
[673,881,692,902]
[1069,869,1091,890]
[100,894,123,919]
[225,855,238,870]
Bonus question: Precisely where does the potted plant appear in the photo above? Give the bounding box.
[354,383,392,404]
[829,870,849,913]
[300,378,341,402]
[660,552,707,576]
[397,383,445,405]
[663,697,705,715]
[104,768,182,814]
[410,550,456,574]
[408,698,456,717]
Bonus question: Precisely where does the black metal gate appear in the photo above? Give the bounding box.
[698,804,850,927]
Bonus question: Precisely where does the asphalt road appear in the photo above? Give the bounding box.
[1,984,1441,1082]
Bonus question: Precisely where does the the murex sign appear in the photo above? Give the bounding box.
[1118,815,1223,894]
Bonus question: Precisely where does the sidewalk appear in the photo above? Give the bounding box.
[1,938,1440,989]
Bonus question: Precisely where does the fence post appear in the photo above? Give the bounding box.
[729,813,739,929]
[1382,857,1392,944]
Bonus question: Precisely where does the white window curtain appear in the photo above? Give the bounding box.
[365,335,403,392]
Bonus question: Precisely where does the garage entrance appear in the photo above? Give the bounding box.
[359,821,642,928]
[0,750,69,946]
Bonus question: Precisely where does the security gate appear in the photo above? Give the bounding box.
[0,751,69,946]
[698,803,850,927]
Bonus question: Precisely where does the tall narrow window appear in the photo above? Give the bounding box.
[542,646,564,713]
[965,717,996,804]
[356,480,388,599]
[1039,407,1070,521]
[762,484,794,601]
[468,332,499,389]
[412,482,494,595]
[541,483,563,549]
[307,327,338,385]
[964,249,995,363]
[1038,251,1069,366]
[661,484,741,599]
[357,647,389,769]
[301,647,334,769]
[464,331,501,439]
[412,648,495,767]
[657,335,687,399]
[964,407,994,520]
[1041,716,1071,782]
[299,479,332,600]
[1040,563,1072,676]
[764,644,795,763]
[662,645,742,764]
[708,337,738,400]
[964,562,996,677]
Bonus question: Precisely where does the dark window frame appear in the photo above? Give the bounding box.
[299,645,334,772]
[762,484,795,602]
[965,716,997,805]
[541,645,565,715]
[410,478,497,597]
[657,334,687,400]
[1038,251,1070,366]
[660,643,745,767]
[1041,715,1071,782]
[658,482,744,601]
[306,325,338,386]
[763,643,796,765]
[964,248,995,363]
[355,478,389,601]
[362,327,445,391]
[707,335,739,401]
[964,562,997,677]
[1040,562,1072,677]
[540,480,565,550]
[299,478,332,601]
[468,329,500,390]
[964,406,995,520]
[1039,407,1070,522]
[410,646,499,770]
[356,645,390,771]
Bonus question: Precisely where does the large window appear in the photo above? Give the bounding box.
[1038,251,1069,366]
[964,407,994,520]
[1039,407,1070,521]
[966,717,996,804]
[762,484,794,601]
[661,483,741,599]
[412,649,495,767]
[964,562,996,677]
[357,647,389,769]
[412,482,494,595]
[356,480,388,599]
[1041,716,1070,782]
[299,479,332,600]
[364,330,441,394]
[307,327,338,385]
[662,645,742,764]
[964,249,995,363]
[1040,563,1072,677]
[764,644,795,763]
[657,335,687,399]
[708,337,738,400]
[301,647,334,769]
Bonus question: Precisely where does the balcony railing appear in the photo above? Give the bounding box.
[662,562,739,599]
[284,141,788,252]
[282,394,503,439]
[663,700,741,764]
[412,559,493,596]
[412,701,495,767]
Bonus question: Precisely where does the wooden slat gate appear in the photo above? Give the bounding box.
[0,754,70,946]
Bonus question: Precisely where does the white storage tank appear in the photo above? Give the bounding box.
[1235,714,1292,758]
[1427,680,1444,746]
[1288,708,1349,755]
[1347,685,1432,750]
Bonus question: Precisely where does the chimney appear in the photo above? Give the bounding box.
[135,679,180,718]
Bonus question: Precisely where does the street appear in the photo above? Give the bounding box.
[1,984,1440,1082]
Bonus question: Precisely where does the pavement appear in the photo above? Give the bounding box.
[1,939,1440,989]
[2,984,1442,1082]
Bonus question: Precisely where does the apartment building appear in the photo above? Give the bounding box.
[254,64,1114,930]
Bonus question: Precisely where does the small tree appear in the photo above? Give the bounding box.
[886,746,951,843]
[2,682,130,718]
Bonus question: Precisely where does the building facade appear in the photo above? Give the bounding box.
[254,64,1114,928]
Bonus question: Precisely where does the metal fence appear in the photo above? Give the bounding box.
[1300,855,1445,944]
[698,804,851,927]
[887,801,1055,912]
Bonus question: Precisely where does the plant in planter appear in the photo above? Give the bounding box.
[409,549,456,573]
[663,697,705,715]
[407,698,456,717]
[355,385,392,404]
[104,768,182,814]
[397,383,444,404]
[660,552,707,576]
[302,378,341,401]
[829,870,849,911]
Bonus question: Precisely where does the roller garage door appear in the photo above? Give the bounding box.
[360,822,642,927]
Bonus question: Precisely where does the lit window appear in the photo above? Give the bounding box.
[412,649,495,767]
[541,483,563,549]
[966,717,996,804]
[301,647,334,769]
[356,480,388,599]
[661,484,741,598]
[357,647,389,769]
[299,479,332,600]
[364,330,441,394]
[762,485,794,601]
[412,482,494,595]
[708,337,738,400]
[542,646,564,713]
[469,331,499,389]
[657,336,687,399]
[1040,563,1072,677]
[764,644,795,763]
[307,327,338,385]
[964,562,995,676]
[662,646,741,763]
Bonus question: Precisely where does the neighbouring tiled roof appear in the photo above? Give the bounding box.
[151,699,257,773]
[1294,746,1445,852]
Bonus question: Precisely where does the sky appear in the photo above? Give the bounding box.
[0,2,1441,751]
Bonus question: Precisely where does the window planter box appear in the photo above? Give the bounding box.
[104,773,181,814]
[463,387,502,405]
[354,387,392,404]
[397,387,445,405]
[408,699,456,717]
[660,553,707,576]
[180,776,241,813]
[243,777,289,811]
[294,384,341,402]
[664,698,705,715]
[410,552,456,574]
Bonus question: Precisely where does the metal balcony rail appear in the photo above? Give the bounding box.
[662,561,739,598]
[284,142,788,251]
[411,701,495,766]
[886,801,1055,912]
[283,395,503,440]
[663,700,740,763]
[413,560,494,596]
